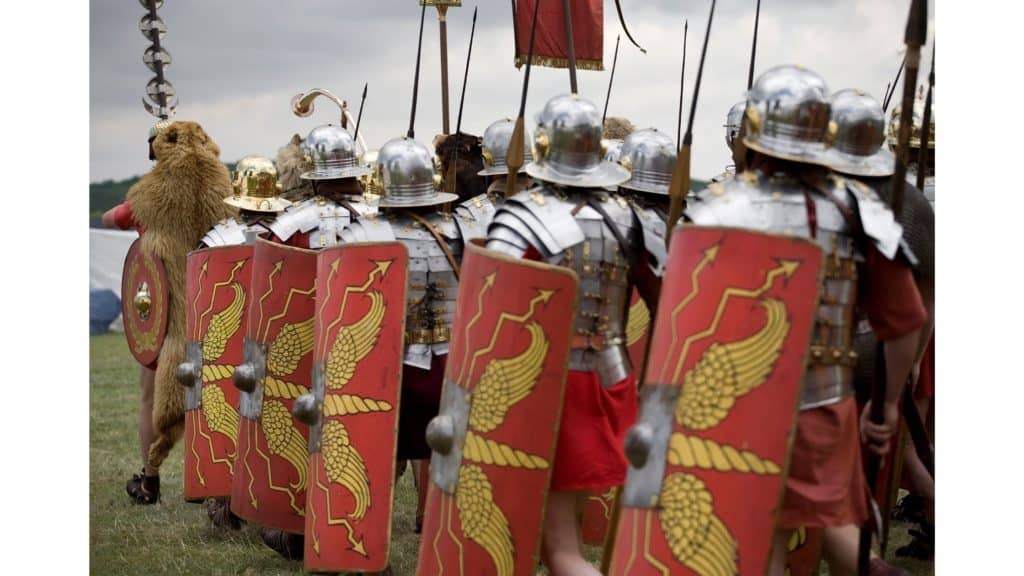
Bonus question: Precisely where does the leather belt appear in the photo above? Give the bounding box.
[800,364,855,410]
[405,326,451,345]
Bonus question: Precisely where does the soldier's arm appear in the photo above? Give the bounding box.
[859,246,927,451]
[102,202,136,230]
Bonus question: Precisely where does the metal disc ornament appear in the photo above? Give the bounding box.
[143,46,172,72]
[139,14,167,41]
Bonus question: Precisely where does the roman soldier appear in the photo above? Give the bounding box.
[107,119,236,505]
[825,88,935,564]
[481,93,661,576]
[229,122,373,560]
[177,155,291,529]
[478,117,533,199]
[682,65,927,575]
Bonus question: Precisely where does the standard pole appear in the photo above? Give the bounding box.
[438,6,452,134]
[562,0,578,93]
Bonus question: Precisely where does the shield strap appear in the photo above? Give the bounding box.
[402,210,461,279]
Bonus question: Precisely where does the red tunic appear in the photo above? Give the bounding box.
[549,371,638,492]
[779,246,927,529]
[518,245,640,492]
[397,355,447,460]
[112,201,144,234]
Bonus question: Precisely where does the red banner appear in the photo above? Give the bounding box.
[515,0,604,71]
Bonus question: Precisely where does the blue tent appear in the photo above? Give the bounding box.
[90,288,121,335]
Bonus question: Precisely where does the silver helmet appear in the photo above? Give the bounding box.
[822,89,894,178]
[618,128,676,195]
[376,136,457,208]
[602,139,624,163]
[725,100,746,150]
[743,65,831,165]
[300,124,370,180]
[478,118,532,176]
[526,94,630,188]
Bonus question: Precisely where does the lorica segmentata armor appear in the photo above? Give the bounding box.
[686,170,909,409]
[487,185,645,388]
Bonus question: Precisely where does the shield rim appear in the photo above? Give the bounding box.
[305,241,409,572]
[121,237,168,367]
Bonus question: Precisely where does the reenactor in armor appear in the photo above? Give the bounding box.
[267,124,375,250]
[484,93,662,576]
[616,127,675,276]
[720,99,748,180]
[826,89,935,563]
[199,156,293,249]
[683,65,927,576]
[478,117,533,199]
[184,155,292,529]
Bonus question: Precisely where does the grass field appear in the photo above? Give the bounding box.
[90,333,931,575]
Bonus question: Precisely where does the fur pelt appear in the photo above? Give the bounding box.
[126,120,237,472]
[603,117,636,140]
[275,133,313,202]
[433,132,486,203]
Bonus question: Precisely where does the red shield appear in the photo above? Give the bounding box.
[181,245,253,501]
[609,226,823,576]
[121,237,168,368]
[785,527,823,576]
[416,239,579,576]
[230,238,317,533]
[303,242,408,573]
[626,288,651,374]
[581,488,618,545]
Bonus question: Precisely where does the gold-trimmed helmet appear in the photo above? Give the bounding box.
[225,155,292,213]
[526,93,630,189]
[822,89,894,178]
[887,88,934,150]
[743,64,831,166]
[478,118,532,176]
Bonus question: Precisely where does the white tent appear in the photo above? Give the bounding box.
[90,228,138,331]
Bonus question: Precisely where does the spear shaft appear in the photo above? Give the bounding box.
[448,6,478,197]
[677,20,688,150]
[562,0,578,93]
[665,0,716,246]
[408,3,428,139]
[916,43,935,191]
[504,0,543,199]
[353,83,368,149]
[602,35,621,126]
[747,0,760,91]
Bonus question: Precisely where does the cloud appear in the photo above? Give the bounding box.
[91,0,934,182]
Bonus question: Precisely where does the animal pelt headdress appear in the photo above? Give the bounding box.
[126,120,237,472]
[603,117,636,140]
[274,133,313,202]
[433,132,486,202]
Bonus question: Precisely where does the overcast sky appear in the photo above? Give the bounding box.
[90,0,935,183]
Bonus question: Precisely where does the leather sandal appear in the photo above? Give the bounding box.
[125,469,160,505]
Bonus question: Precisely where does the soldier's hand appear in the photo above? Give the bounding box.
[859,400,900,456]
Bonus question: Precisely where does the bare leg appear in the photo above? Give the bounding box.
[138,366,157,476]
[541,491,600,576]
[767,530,791,576]
[415,460,429,532]
[823,524,875,576]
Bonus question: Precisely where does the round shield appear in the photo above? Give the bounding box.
[121,238,168,368]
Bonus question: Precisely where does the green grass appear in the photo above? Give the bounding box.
[90,333,931,575]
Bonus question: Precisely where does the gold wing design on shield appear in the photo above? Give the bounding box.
[676,299,789,430]
[325,291,386,391]
[259,316,315,492]
[321,420,371,520]
[625,296,650,346]
[456,464,514,576]
[658,472,738,576]
[202,283,245,362]
[267,317,315,376]
[201,385,240,443]
[468,322,549,433]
